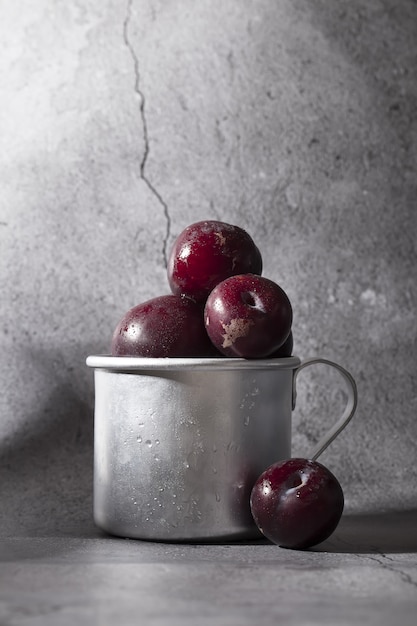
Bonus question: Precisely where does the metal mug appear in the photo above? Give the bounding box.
[86,355,357,541]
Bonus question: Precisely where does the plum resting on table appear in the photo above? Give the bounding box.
[111,294,218,357]
[250,458,344,549]
[167,220,263,303]
[204,273,292,358]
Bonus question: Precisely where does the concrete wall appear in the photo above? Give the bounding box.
[1,0,416,535]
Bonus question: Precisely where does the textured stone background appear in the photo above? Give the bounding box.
[1,0,416,535]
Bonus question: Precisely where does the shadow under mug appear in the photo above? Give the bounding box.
[86,355,357,542]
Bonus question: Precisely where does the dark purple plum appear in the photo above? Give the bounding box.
[204,274,292,358]
[269,331,293,358]
[167,220,262,303]
[250,458,344,549]
[111,295,218,357]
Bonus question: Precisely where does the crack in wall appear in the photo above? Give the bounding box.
[123,0,171,268]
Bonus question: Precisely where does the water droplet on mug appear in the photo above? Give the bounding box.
[183,461,190,469]
[215,493,221,502]
[155,439,160,445]
[145,440,152,448]
[243,415,250,426]
[138,422,145,428]
[137,436,142,443]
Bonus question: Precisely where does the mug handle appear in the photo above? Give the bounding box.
[292,358,358,461]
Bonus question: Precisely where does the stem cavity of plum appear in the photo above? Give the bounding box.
[286,471,308,493]
[241,290,266,312]
[241,292,256,307]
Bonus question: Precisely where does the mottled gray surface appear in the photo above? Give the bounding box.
[1,515,417,626]
[1,0,417,541]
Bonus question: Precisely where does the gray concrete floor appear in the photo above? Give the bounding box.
[1,511,416,625]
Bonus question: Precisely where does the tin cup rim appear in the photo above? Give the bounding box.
[86,354,301,372]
